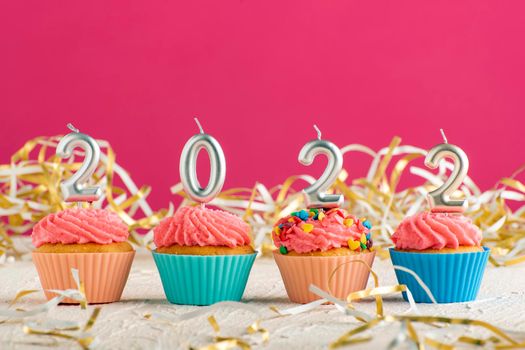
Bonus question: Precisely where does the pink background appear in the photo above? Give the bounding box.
[1,1,524,209]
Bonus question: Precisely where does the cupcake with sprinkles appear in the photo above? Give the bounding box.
[272,125,375,303]
[272,208,376,303]
[389,130,490,303]
[273,208,373,256]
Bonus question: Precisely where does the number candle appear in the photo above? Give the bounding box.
[180,118,226,204]
[298,125,344,208]
[425,129,469,212]
[56,123,102,202]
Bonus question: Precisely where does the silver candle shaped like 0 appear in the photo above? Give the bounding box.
[425,129,469,212]
[56,123,102,203]
[179,118,226,204]
[298,125,344,209]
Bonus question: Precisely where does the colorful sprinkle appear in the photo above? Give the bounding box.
[363,220,372,229]
[360,233,367,245]
[344,218,354,227]
[274,226,281,236]
[318,212,326,221]
[309,208,319,219]
[335,209,346,218]
[302,223,314,233]
[288,218,295,223]
[360,242,367,250]
[348,239,361,251]
[366,233,371,241]
[279,245,288,255]
[297,210,309,221]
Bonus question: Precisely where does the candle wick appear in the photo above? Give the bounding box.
[67,123,80,133]
[194,117,204,134]
[313,124,322,140]
[440,128,448,144]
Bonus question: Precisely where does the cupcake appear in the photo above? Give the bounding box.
[272,208,376,303]
[390,211,489,303]
[31,208,135,303]
[152,205,257,305]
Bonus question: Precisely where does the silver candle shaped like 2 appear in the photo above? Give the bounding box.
[425,129,469,212]
[56,123,102,203]
[298,125,344,209]
[179,118,226,203]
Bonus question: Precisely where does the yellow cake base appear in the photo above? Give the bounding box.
[395,246,483,254]
[156,244,255,255]
[35,241,134,253]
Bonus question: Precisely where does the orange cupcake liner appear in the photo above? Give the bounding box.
[273,250,376,303]
[32,251,135,304]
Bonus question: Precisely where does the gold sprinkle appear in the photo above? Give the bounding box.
[348,239,360,251]
[344,218,354,227]
[302,224,314,233]
[207,315,220,334]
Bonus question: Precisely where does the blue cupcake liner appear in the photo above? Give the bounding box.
[152,251,257,305]
[389,247,490,303]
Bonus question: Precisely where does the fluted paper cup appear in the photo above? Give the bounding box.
[273,250,376,304]
[32,251,135,304]
[390,247,490,303]
[152,251,257,306]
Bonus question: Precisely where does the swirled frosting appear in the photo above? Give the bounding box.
[391,211,482,250]
[32,208,129,247]
[272,208,372,254]
[153,205,251,248]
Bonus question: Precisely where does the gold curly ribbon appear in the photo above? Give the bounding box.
[329,315,525,350]
[144,302,268,350]
[267,260,523,349]
[2,135,524,266]
[22,307,101,350]
[324,262,524,350]
[2,135,525,349]
[0,268,86,319]
[0,135,168,257]
[246,320,270,344]
[0,268,99,349]
[105,263,525,348]
[267,261,424,325]
[167,136,525,266]
[195,315,251,350]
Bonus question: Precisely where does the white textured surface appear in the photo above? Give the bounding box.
[0,250,524,349]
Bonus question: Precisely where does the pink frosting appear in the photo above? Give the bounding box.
[32,208,129,247]
[391,211,482,250]
[272,208,370,254]
[153,205,251,248]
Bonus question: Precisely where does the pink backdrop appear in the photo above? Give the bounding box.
[1,1,524,209]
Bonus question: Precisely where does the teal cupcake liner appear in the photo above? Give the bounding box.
[152,251,257,305]
[389,247,490,303]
